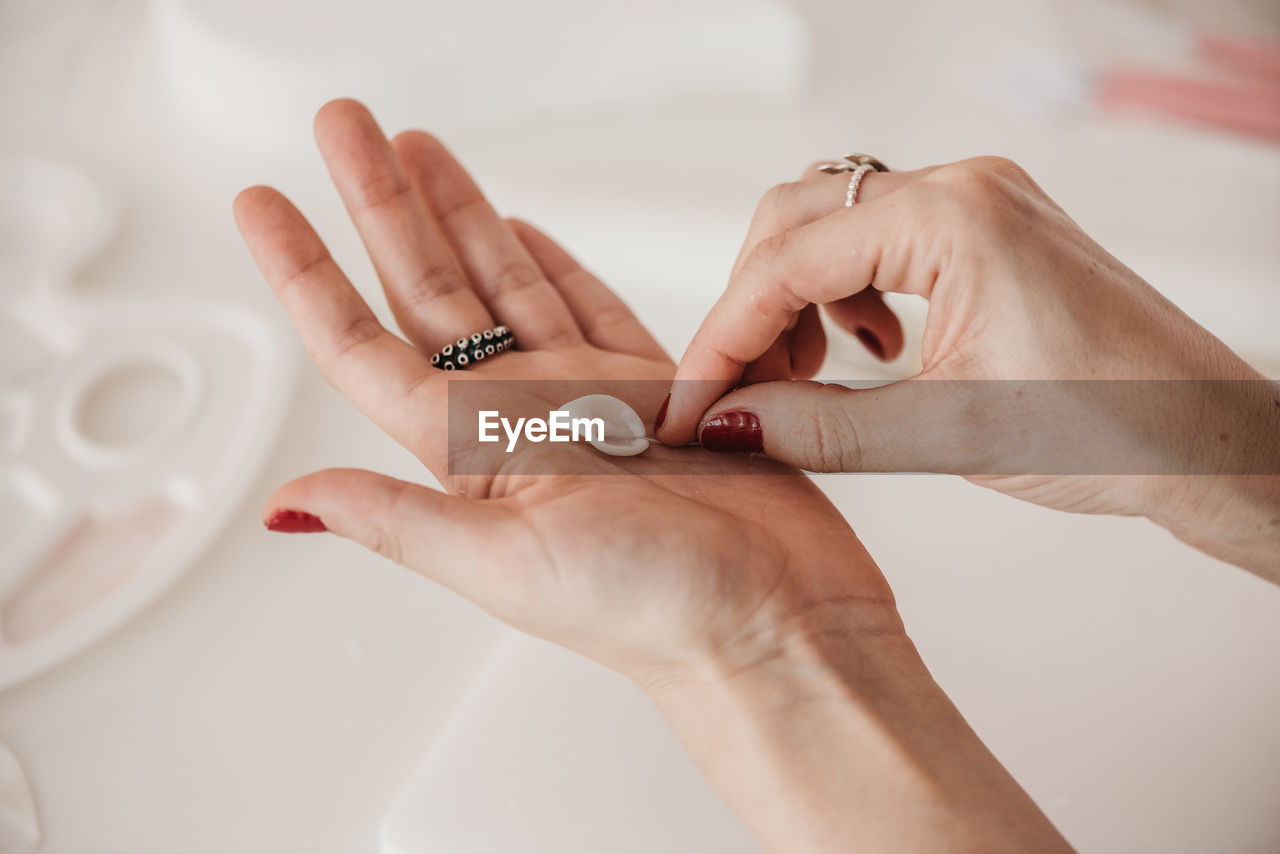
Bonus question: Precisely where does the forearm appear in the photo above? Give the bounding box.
[1144,378,1280,581]
[638,602,1074,854]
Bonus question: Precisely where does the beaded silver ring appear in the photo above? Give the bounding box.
[814,153,890,207]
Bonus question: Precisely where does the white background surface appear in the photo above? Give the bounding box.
[1,0,1279,852]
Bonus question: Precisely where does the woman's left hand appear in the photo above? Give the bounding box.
[233,99,897,682]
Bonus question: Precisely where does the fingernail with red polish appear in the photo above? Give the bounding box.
[700,411,763,453]
[265,509,327,533]
[654,394,671,431]
[855,327,886,360]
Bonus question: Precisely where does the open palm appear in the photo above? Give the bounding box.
[234,100,897,680]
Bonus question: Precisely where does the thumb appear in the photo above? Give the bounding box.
[696,379,980,473]
[262,467,509,598]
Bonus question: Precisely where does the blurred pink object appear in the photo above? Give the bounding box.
[1097,29,1280,144]
[1196,30,1280,82]
[1097,70,1280,143]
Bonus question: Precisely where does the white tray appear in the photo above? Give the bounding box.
[0,155,295,688]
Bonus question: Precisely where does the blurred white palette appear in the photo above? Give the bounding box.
[0,157,295,688]
[150,0,810,151]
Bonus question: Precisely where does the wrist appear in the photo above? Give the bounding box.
[636,593,1072,854]
[638,600,925,854]
[636,593,916,755]
[640,590,909,692]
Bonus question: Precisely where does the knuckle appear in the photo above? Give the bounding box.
[739,229,813,317]
[926,156,1031,199]
[966,155,1027,181]
[587,299,636,336]
[921,157,1037,231]
[928,160,1005,200]
[368,481,413,565]
[794,386,863,471]
[750,182,809,238]
[329,314,384,361]
[405,263,470,306]
[760,181,804,214]
[367,525,403,566]
[438,194,489,225]
[281,252,331,291]
[931,155,1039,197]
[749,229,793,270]
[350,170,413,212]
[759,182,787,212]
[492,260,544,295]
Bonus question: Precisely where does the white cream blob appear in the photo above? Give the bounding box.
[559,394,651,457]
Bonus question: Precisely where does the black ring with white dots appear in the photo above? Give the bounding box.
[430,326,515,371]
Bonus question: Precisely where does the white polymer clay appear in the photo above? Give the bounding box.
[559,395,651,457]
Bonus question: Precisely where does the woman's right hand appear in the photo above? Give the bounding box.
[658,157,1280,578]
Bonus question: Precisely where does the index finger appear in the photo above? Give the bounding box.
[233,185,451,471]
[658,198,923,445]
